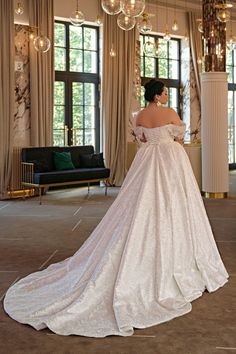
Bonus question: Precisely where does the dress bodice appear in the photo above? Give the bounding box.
[135,122,186,145]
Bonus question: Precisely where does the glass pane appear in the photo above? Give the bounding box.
[84,27,97,50]
[53,106,65,129]
[169,40,179,60]
[54,23,66,47]
[70,49,83,72]
[54,48,66,71]
[84,83,95,105]
[169,60,179,79]
[140,36,144,56]
[69,25,82,49]
[168,88,178,109]
[140,56,144,77]
[85,106,95,129]
[158,38,168,58]
[226,49,232,66]
[228,108,233,125]
[228,91,233,109]
[73,82,83,105]
[144,56,155,77]
[53,130,65,146]
[140,86,145,108]
[85,129,95,146]
[84,50,97,73]
[158,59,168,78]
[54,81,65,105]
[73,106,83,129]
[226,66,233,83]
[76,130,84,145]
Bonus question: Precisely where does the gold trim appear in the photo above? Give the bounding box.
[8,189,35,199]
[203,192,228,199]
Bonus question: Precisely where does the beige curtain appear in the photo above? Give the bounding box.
[102,14,136,186]
[29,0,54,147]
[188,11,202,103]
[0,0,14,199]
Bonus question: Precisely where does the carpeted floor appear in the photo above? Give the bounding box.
[0,173,236,354]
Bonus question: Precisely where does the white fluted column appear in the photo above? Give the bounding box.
[201,72,228,198]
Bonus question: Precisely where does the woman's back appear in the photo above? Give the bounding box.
[136,105,181,128]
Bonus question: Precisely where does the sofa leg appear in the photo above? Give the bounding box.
[39,188,42,205]
[88,182,90,194]
[105,185,108,196]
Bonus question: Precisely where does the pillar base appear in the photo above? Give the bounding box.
[202,192,228,199]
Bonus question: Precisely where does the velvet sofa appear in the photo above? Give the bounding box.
[21,145,110,204]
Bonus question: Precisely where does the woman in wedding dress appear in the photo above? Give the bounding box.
[4,79,228,337]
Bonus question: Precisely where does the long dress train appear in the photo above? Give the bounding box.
[4,122,229,337]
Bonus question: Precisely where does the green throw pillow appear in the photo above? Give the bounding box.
[53,152,75,171]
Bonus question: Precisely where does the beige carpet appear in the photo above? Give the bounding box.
[0,173,236,354]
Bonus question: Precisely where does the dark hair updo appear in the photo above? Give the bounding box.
[144,79,165,102]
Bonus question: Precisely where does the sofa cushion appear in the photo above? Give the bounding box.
[53,152,75,171]
[28,159,51,173]
[33,168,110,185]
[80,153,105,168]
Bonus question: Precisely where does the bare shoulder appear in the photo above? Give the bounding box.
[135,109,146,126]
[164,107,181,126]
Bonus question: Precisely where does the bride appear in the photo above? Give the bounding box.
[4,79,229,337]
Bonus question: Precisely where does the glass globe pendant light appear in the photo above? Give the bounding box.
[143,36,155,56]
[117,13,136,31]
[70,0,85,26]
[215,3,233,23]
[120,0,145,18]
[15,2,24,15]
[163,25,171,41]
[33,35,51,53]
[101,0,121,15]
[137,13,152,34]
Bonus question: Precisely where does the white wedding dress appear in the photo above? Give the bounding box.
[4,122,229,337]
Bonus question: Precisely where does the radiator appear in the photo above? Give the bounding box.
[9,146,23,192]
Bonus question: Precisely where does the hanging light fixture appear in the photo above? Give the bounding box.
[163,0,170,41]
[70,0,85,26]
[33,35,51,53]
[117,13,136,31]
[143,36,155,55]
[196,18,203,33]
[15,2,24,15]
[96,15,102,25]
[171,0,179,32]
[110,43,116,57]
[215,3,233,23]
[120,0,145,18]
[102,0,121,15]
[137,12,153,34]
[29,27,38,41]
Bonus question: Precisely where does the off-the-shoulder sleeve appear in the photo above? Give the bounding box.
[134,126,144,139]
[169,122,186,139]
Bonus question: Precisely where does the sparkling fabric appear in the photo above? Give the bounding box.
[4,123,229,337]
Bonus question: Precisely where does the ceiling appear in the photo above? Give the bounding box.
[149,0,236,19]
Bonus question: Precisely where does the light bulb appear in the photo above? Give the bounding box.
[96,15,102,25]
[184,31,188,41]
[217,8,230,23]
[137,16,152,34]
[33,35,51,53]
[70,10,85,26]
[197,57,202,64]
[117,13,136,31]
[15,2,24,15]
[120,0,145,18]
[163,28,171,41]
[172,19,179,32]
[143,40,155,56]
[110,44,116,57]
[101,0,121,15]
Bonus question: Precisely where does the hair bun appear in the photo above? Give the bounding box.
[144,79,156,90]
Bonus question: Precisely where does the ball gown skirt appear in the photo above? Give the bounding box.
[4,123,229,337]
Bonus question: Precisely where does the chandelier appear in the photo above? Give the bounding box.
[215,2,233,23]
[15,2,24,15]
[70,0,85,26]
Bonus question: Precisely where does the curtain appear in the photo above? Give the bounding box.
[0,0,14,199]
[102,14,136,186]
[188,11,202,103]
[29,0,54,147]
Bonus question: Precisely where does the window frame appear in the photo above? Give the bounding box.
[227,47,236,167]
[54,20,100,151]
[140,34,181,116]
